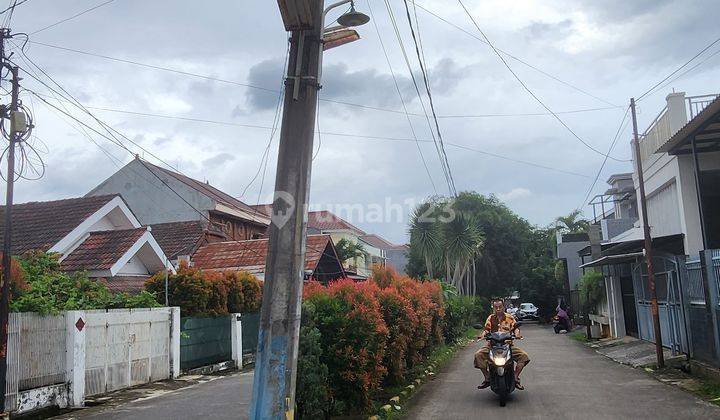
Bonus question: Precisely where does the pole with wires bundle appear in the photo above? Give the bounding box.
[0,42,20,417]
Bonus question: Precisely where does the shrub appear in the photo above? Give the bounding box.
[224,271,263,313]
[296,301,330,419]
[376,285,416,384]
[370,264,395,289]
[11,252,160,315]
[305,279,388,413]
[206,272,229,317]
[579,270,605,311]
[393,276,436,366]
[146,262,213,316]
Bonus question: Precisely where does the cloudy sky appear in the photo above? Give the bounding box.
[4,0,720,243]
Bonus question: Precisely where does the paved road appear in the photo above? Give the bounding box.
[57,371,253,420]
[406,324,720,419]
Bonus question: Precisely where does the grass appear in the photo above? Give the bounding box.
[696,378,720,405]
[569,330,589,343]
[368,328,479,420]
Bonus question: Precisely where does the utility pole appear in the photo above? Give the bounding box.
[630,97,665,368]
[0,36,19,415]
[250,1,323,418]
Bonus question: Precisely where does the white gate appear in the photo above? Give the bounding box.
[84,308,171,396]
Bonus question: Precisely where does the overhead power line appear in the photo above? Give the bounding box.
[636,34,720,101]
[413,1,618,108]
[25,40,623,120]
[401,0,456,196]
[456,0,630,163]
[579,105,631,210]
[30,0,115,35]
[366,0,437,194]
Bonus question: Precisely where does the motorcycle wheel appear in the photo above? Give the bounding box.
[499,394,507,407]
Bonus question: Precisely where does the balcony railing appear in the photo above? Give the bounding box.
[687,94,719,118]
[638,105,672,164]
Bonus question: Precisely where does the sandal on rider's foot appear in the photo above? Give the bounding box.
[477,381,490,389]
[515,380,524,390]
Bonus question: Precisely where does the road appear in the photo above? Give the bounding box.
[55,371,253,420]
[406,324,720,419]
[56,324,719,420]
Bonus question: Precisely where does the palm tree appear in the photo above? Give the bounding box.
[554,209,589,234]
[409,200,484,295]
[409,202,442,278]
[335,238,367,270]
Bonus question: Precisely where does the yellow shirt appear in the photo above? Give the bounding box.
[484,312,517,333]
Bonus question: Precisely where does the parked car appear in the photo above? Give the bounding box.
[517,303,539,320]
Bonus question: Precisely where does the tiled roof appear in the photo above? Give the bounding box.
[192,234,333,272]
[149,220,226,259]
[359,234,398,250]
[308,211,365,235]
[141,159,269,224]
[0,195,119,255]
[249,207,365,235]
[61,228,147,272]
[101,276,150,293]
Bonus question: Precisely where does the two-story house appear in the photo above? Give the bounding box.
[579,92,720,348]
[87,156,271,242]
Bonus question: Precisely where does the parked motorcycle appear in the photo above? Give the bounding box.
[482,328,521,406]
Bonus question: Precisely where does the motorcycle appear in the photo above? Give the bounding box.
[483,328,521,406]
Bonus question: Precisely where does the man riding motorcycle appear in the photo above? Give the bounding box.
[474,299,531,390]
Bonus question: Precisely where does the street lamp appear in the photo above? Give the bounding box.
[253,2,371,418]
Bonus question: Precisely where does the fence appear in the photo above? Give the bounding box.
[180,317,232,371]
[679,250,720,366]
[4,313,67,412]
[240,312,260,357]
[84,308,175,397]
[4,308,180,415]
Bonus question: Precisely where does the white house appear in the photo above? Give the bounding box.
[0,194,174,292]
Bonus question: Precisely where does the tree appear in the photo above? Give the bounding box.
[554,209,589,234]
[334,238,366,269]
[409,196,484,295]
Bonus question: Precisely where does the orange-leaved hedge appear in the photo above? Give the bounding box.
[297,266,447,417]
[145,262,262,316]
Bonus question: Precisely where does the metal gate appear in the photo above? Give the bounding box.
[632,255,689,354]
[680,250,720,365]
[84,308,171,396]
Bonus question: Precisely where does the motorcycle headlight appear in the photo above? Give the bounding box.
[492,355,507,366]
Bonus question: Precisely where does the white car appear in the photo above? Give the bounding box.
[517,303,539,320]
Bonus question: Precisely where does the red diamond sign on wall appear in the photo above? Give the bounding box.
[75,317,85,332]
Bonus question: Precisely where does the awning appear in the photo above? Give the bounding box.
[579,251,644,268]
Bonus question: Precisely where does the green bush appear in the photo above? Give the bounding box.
[579,270,605,310]
[146,262,213,316]
[11,252,160,315]
[296,302,330,419]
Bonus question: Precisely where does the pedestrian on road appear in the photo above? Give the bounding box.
[474,299,530,390]
[554,303,572,334]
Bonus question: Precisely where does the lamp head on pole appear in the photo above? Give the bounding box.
[336,1,370,27]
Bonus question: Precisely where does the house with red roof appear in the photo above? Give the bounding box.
[0,195,174,292]
[191,234,345,284]
[251,205,405,277]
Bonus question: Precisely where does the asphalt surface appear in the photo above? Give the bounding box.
[406,323,720,419]
[57,371,253,420]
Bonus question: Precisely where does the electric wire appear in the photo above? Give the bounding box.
[636,34,720,102]
[412,1,618,108]
[456,0,630,163]
[383,0,453,195]
[578,106,631,211]
[30,0,115,35]
[366,0,437,194]
[24,40,624,119]
[400,0,456,195]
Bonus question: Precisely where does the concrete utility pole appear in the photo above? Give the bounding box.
[630,97,665,368]
[0,57,20,417]
[250,1,323,418]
